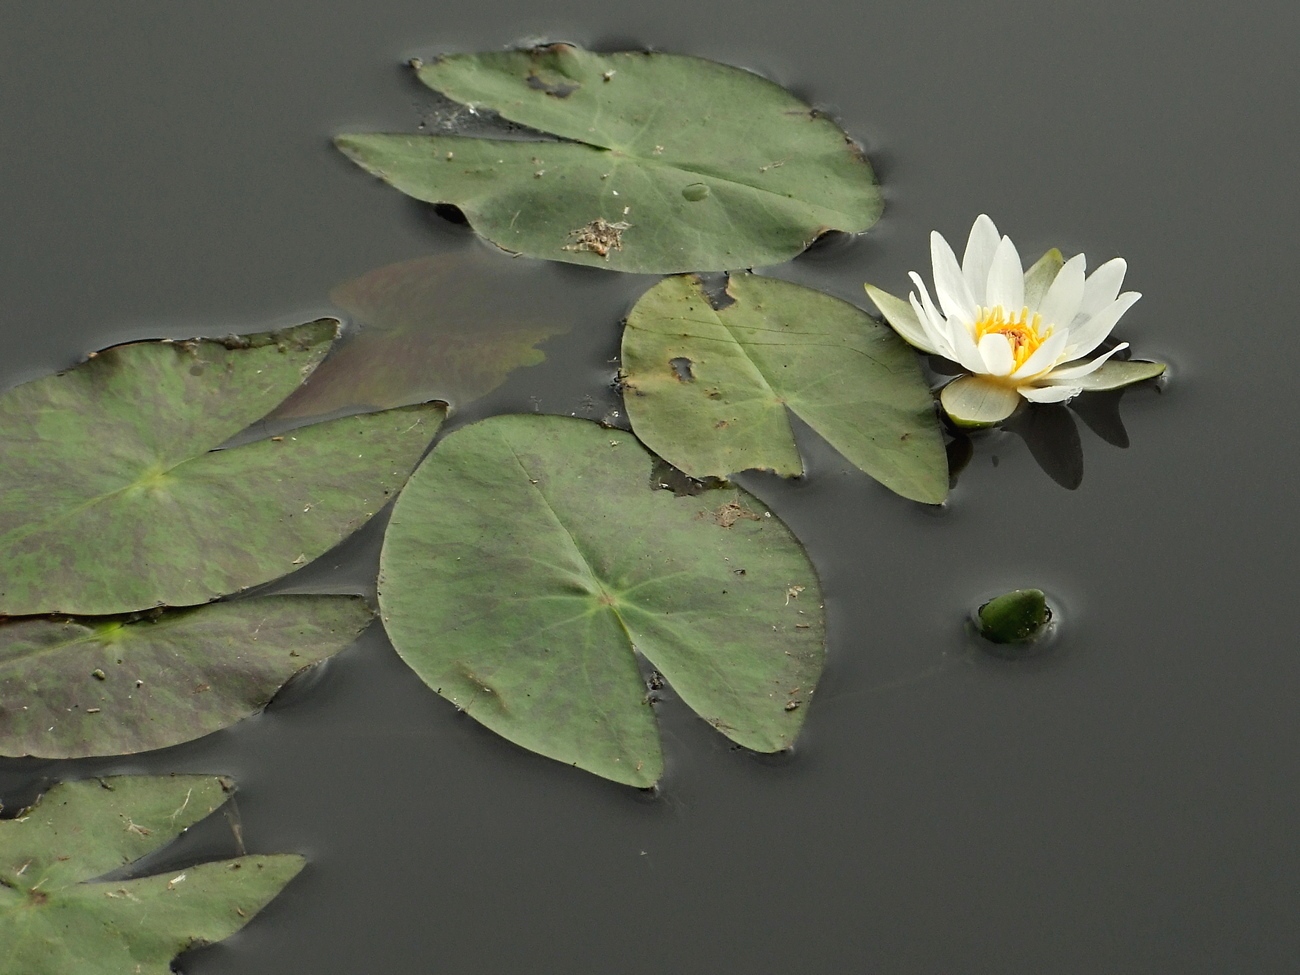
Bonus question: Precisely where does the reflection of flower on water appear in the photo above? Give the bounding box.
[865,214,1165,426]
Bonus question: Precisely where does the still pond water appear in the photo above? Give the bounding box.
[2,1,1297,971]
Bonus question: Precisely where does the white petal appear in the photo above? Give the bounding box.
[911,272,984,373]
[1009,328,1071,381]
[947,321,986,376]
[977,333,1015,376]
[908,280,958,362]
[1017,383,1081,403]
[930,232,977,325]
[984,235,1024,312]
[1040,342,1130,381]
[1035,253,1086,326]
[864,284,939,353]
[1062,291,1141,361]
[962,215,1001,307]
[1074,257,1127,324]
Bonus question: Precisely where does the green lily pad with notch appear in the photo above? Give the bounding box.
[378,414,825,788]
[0,321,444,616]
[0,595,373,759]
[335,44,881,274]
[621,274,948,503]
[0,775,303,975]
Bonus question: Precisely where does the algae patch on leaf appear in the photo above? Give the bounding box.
[377,415,825,787]
[336,44,882,273]
[0,776,303,975]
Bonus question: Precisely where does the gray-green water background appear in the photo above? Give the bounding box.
[1,1,1295,971]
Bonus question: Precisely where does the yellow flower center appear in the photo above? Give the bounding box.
[973,305,1052,372]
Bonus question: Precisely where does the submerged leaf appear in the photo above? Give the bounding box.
[0,776,303,974]
[621,274,948,503]
[0,322,444,616]
[0,595,373,758]
[336,44,881,273]
[271,252,585,420]
[378,415,825,787]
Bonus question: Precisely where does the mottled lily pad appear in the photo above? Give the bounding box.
[0,322,444,616]
[0,776,303,975]
[621,274,948,503]
[378,415,825,787]
[335,44,881,273]
[0,595,373,758]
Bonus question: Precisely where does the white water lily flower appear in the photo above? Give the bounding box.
[865,214,1165,426]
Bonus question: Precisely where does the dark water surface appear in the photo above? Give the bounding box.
[3,1,1298,972]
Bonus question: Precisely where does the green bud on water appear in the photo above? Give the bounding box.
[977,589,1051,644]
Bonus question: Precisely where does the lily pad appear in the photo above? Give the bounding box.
[0,776,303,974]
[0,595,373,759]
[621,274,948,503]
[0,322,444,616]
[271,252,573,421]
[378,414,824,787]
[335,44,881,273]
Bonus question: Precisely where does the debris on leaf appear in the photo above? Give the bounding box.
[710,500,762,528]
[565,218,632,258]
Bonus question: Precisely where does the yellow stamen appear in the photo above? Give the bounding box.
[973,305,1051,372]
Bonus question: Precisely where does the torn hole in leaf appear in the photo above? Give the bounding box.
[698,273,736,311]
[669,357,695,383]
[649,457,728,497]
